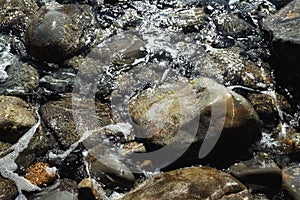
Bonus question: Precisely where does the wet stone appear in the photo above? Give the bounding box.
[87,145,135,189]
[40,97,113,149]
[78,178,105,200]
[0,175,18,200]
[282,165,300,200]
[29,179,78,200]
[215,13,256,38]
[39,68,76,96]
[263,0,300,74]
[0,36,39,96]
[128,76,261,148]
[0,0,38,35]
[122,166,252,200]
[247,93,279,125]
[227,152,282,191]
[0,61,39,96]
[0,96,37,144]
[25,3,97,63]
[0,141,12,157]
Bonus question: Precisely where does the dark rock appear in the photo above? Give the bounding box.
[78,178,105,200]
[29,179,78,200]
[263,0,300,74]
[215,13,255,38]
[15,125,58,175]
[282,165,300,200]
[87,145,135,189]
[0,0,38,35]
[247,91,291,126]
[0,96,37,144]
[40,97,113,149]
[268,0,293,9]
[227,152,282,191]
[122,166,252,200]
[0,175,18,200]
[128,76,261,148]
[247,93,279,125]
[0,36,39,95]
[0,61,39,96]
[0,141,12,156]
[25,3,97,63]
[39,68,76,96]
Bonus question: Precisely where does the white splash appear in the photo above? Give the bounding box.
[0,107,42,199]
[0,36,15,83]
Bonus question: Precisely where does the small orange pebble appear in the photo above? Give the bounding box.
[26,162,57,187]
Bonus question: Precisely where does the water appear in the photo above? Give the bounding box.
[0,36,15,83]
[0,0,299,199]
[0,107,42,198]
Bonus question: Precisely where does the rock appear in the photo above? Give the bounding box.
[0,36,39,96]
[0,0,38,35]
[128,76,261,148]
[25,3,97,63]
[268,0,293,9]
[15,125,58,175]
[0,96,37,144]
[227,152,282,191]
[0,175,18,200]
[0,61,39,96]
[39,68,76,96]
[55,152,87,182]
[247,93,279,125]
[87,145,135,189]
[26,162,57,187]
[168,7,205,30]
[78,178,105,200]
[29,179,78,200]
[263,0,300,74]
[282,165,300,200]
[40,97,113,149]
[215,13,255,38]
[0,141,12,157]
[122,167,252,200]
[192,47,275,90]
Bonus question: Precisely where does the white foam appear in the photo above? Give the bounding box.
[0,36,15,83]
[0,107,42,198]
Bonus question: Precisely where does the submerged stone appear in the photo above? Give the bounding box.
[227,152,282,191]
[0,96,37,144]
[128,76,261,149]
[25,3,97,63]
[121,166,252,200]
[40,97,113,149]
[263,0,300,74]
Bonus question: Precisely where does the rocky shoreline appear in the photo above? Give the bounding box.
[0,0,300,199]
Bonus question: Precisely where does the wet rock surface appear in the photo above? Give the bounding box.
[122,166,252,200]
[28,179,79,200]
[25,3,97,63]
[128,76,261,148]
[40,97,113,149]
[0,0,299,199]
[0,96,36,144]
[228,152,282,191]
[0,0,38,35]
[282,165,300,200]
[263,0,300,74]
[0,175,18,200]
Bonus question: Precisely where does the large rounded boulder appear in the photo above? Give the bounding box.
[128,77,261,149]
[25,3,96,63]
